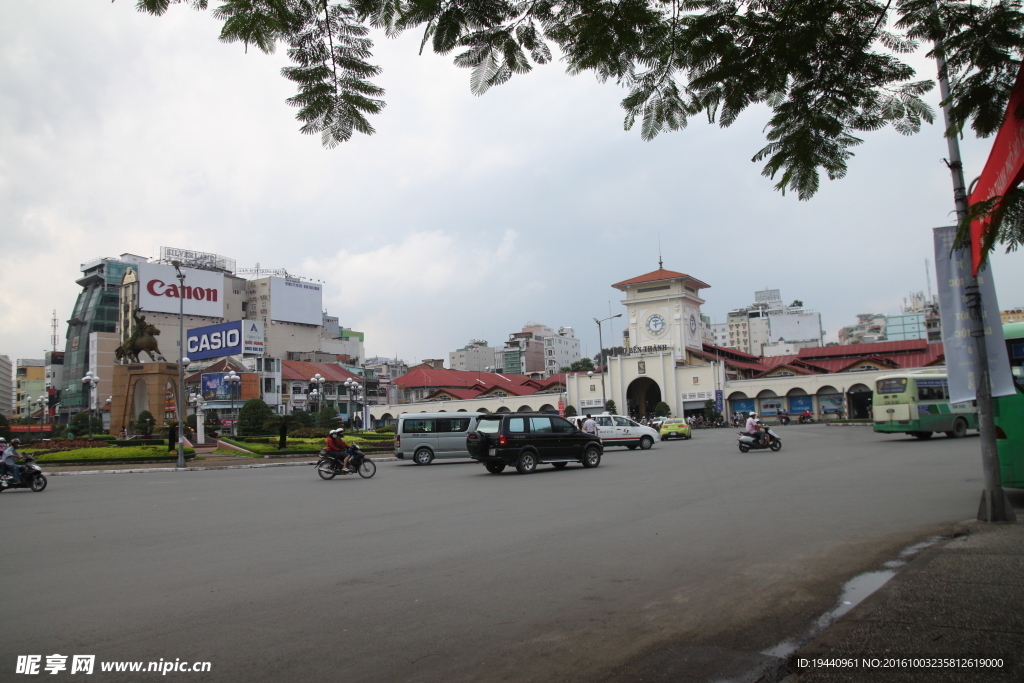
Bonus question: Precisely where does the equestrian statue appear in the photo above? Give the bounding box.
[115,308,167,363]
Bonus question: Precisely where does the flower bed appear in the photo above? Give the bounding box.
[32,446,196,462]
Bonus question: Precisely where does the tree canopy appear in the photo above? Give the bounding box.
[133,0,1024,257]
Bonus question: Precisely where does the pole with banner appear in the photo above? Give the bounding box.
[932,17,1016,522]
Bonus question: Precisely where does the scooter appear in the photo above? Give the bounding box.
[777,414,791,425]
[0,455,48,492]
[798,413,814,424]
[316,445,376,480]
[737,428,782,452]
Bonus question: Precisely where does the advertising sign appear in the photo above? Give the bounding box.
[714,390,723,412]
[787,396,814,413]
[933,226,1014,404]
[138,263,224,317]
[269,276,322,326]
[186,321,265,361]
[201,373,260,402]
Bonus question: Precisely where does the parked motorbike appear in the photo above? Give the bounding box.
[798,414,814,424]
[316,445,376,480]
[737,428,782,453]
[0,455,48,492]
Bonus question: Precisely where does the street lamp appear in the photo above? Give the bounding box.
[189,392,206,445]
[594,314,622,413]
[309,373,325,423]
[172,259,188,469]
[81,370,101,439]
[344,378,364,431]
[36,395,47,428]
[225,370,241,436]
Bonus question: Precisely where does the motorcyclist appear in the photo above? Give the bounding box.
[2,438,23,485]
[744,413,766,446]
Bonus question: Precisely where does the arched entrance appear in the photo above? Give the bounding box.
[847,383,872,419]
[626,377,662,419]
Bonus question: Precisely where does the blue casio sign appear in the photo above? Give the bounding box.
[187,321,243,360]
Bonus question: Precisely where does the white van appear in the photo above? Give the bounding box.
[395,412,485,465]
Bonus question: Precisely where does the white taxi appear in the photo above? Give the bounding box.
[570,414,659,450]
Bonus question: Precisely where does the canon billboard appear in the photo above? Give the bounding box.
[137,263,225,317]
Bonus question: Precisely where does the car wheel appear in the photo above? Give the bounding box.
[582,447,601,468]
[738,443,750,453]
[552,462,568,469]
[516,452,538,474]
[946,418,967,439]
[413,447,434,465]
[639,436,653,450]
[485,462,506,474]
[659,435,666,441]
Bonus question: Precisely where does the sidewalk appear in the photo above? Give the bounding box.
[787,519,1024,682]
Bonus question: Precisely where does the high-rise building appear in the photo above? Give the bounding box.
[0,355,13,417]
[449,340,495,372]
[723,290,822,355]
[15,359,45,420]
[543,327,580,377]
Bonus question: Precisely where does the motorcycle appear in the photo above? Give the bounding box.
[737,428,782,453]
[777,414,791,425]
[798,413,814,424]
[316,445,376,480]
[0,456,48,493]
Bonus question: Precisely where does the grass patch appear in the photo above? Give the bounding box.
[33,446,195,461]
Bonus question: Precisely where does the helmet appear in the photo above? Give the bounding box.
[0,437,6,443]
[9,438,20,446]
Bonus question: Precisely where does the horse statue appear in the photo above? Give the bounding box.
[115,309,168,363]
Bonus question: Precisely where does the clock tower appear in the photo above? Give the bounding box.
[611,265,710,356]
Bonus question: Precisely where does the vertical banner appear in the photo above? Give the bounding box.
[933,226,1015,403]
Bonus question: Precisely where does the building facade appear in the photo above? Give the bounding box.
[448,340,494,372]
[0,355,13,417]
[543,327,580,376]
[15,359,46,420]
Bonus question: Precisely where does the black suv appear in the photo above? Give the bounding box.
[465,413,603,474]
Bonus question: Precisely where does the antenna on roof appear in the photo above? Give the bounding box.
[658,232,663,270]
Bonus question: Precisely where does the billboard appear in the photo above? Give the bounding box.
[269,276,322,326]
[201,372,260,402]
[137,263,224,317]
[187,321,265,360]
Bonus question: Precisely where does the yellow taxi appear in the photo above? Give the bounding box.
[659,418,692,441]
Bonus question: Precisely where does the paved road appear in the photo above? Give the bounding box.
[3,426,991,681]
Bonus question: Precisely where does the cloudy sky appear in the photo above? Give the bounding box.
[2,1,1022,366]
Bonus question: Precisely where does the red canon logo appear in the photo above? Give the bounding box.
[146,279,219,302]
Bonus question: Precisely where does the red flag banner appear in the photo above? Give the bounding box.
[969,62,1024,275]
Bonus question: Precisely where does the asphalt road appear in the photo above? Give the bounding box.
[3,425,991,682]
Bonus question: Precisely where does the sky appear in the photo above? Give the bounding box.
[2,1,1022,367]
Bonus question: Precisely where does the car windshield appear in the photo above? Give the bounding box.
[665,419,683,424]
[476,418,501,433]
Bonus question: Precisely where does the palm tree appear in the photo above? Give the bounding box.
[264,414,302,449]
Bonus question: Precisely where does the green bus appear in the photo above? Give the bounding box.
[995,321,1024,488]
[872,371,977,440]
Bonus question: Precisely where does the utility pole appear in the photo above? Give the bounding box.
[933,10,1015,522]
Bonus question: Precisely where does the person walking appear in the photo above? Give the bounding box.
[582,414,598,435]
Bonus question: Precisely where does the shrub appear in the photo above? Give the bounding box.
[374,425,396,433]
[136,411,157,436]
[563,405,577,418]
[238,399,275,436]
[653,402,672,418]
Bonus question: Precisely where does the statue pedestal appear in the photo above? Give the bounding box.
[111,363,182,436]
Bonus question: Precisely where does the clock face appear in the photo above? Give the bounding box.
[646,314,666,336]
[689,314,697,334]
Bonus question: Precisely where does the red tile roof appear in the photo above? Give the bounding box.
[281,360,361,383]
[393,367,533,390]
[611,269,711,290]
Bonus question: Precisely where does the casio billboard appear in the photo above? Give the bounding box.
[187,321,265,360]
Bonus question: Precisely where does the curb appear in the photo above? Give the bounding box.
[43,456,400,476]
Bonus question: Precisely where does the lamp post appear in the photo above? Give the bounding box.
[594,314,622,412]
[189,392,206,445]
[344,378,364,431]
[309,373,325,425]
[226,370,241,437]
[172,260,188,469]
[36,395,47,428]
[81,370,101,439]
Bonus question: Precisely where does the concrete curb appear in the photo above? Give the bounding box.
[44,456,400,476]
